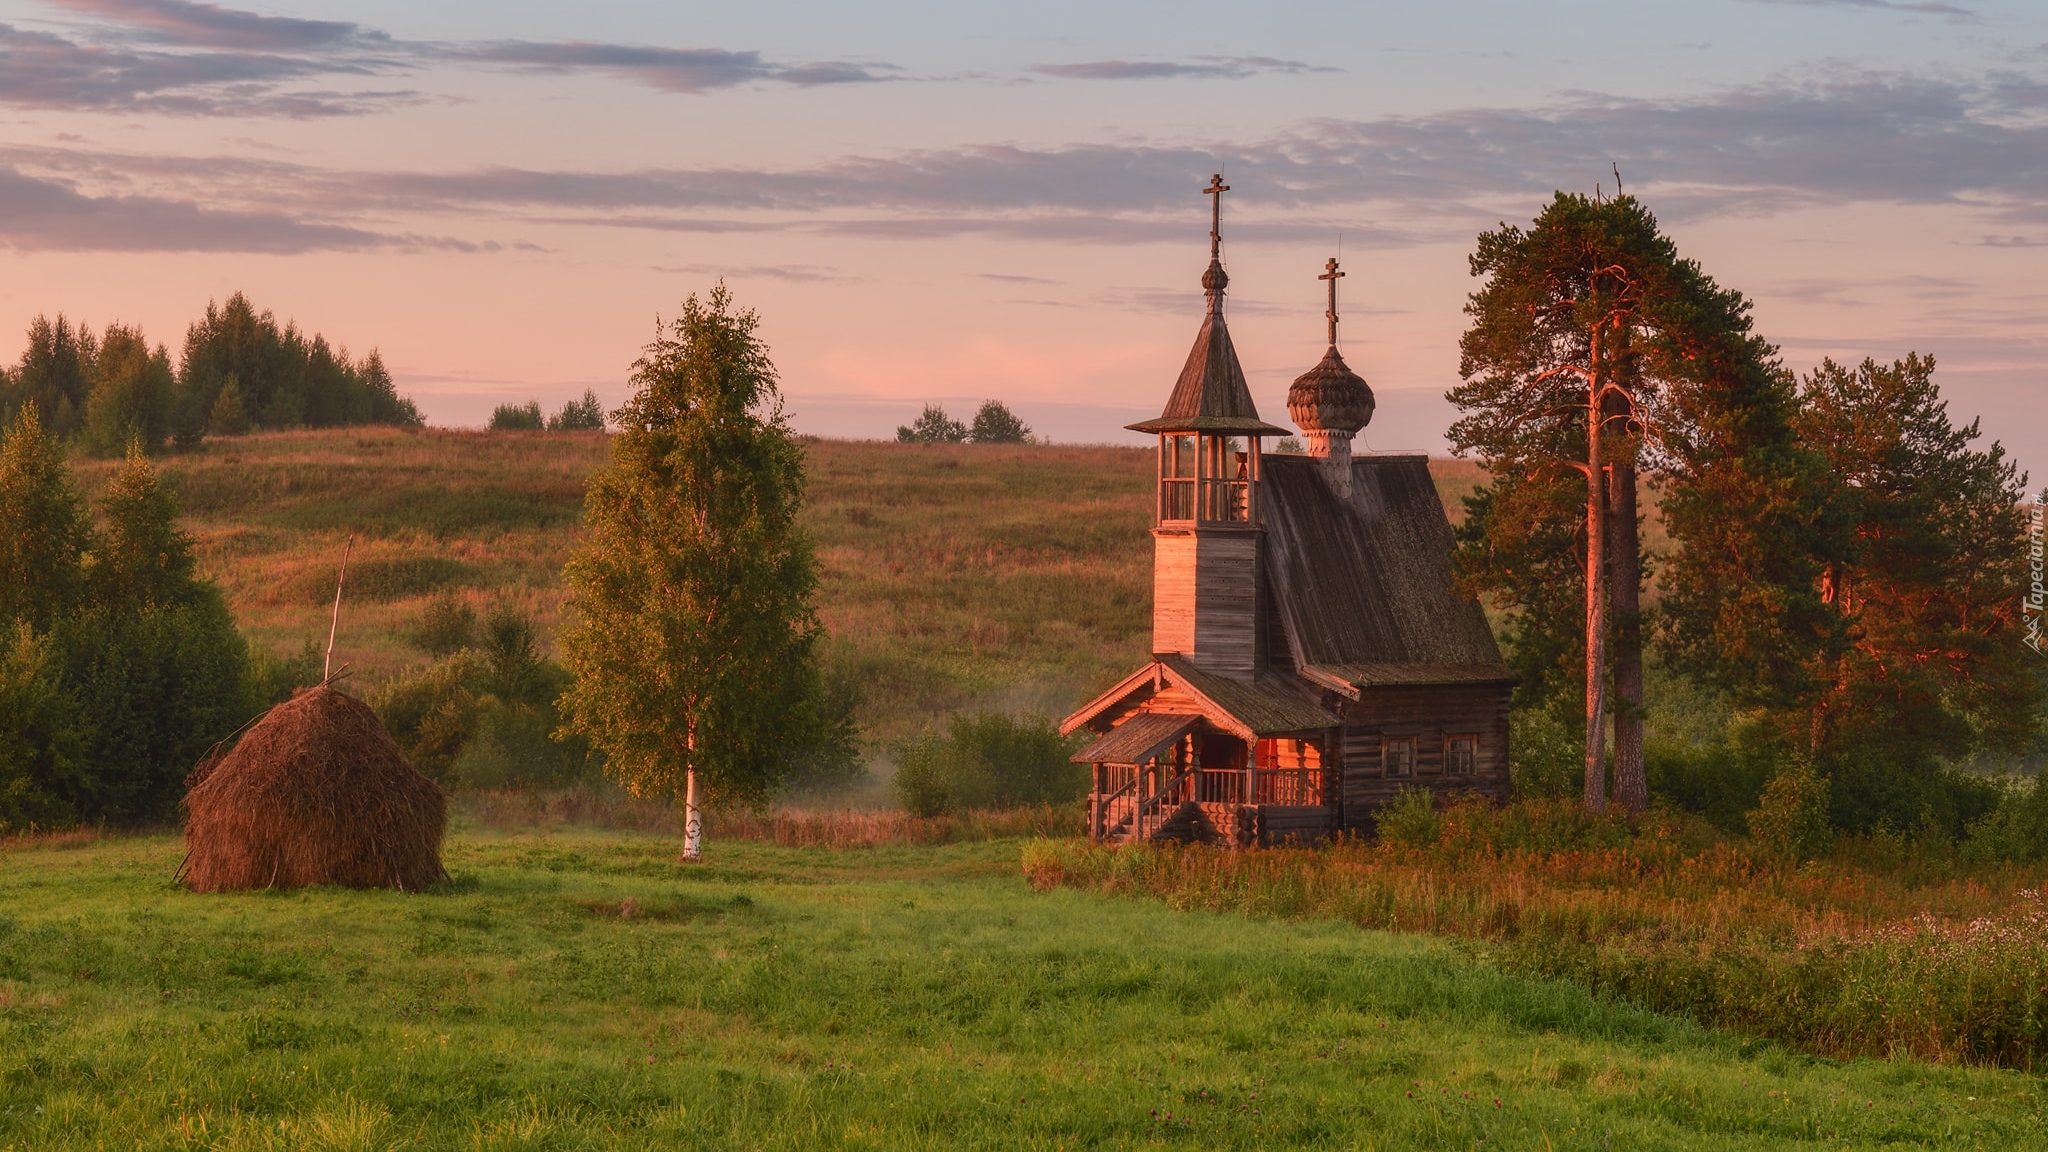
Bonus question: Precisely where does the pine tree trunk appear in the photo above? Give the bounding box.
[1584,329,1608,813]
[1609,449,1646,813]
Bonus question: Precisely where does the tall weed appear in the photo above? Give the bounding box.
[1025,795,2048,1068]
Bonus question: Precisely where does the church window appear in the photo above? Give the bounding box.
[1382,737,1414,778]
[1446,735,1477,776]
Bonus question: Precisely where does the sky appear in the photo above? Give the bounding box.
[0,0,2044,482]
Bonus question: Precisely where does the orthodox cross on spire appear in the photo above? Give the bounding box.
[1204,173,1230,259]
[1201,174,1231,314]
[1319,256,1345,346]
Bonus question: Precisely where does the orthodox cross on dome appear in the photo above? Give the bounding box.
[1320,256,1345,347]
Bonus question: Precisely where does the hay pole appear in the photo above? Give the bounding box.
[325,534,355,681]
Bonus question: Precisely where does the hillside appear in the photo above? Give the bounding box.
[74,429,1487,740]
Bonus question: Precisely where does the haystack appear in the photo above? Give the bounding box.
[183,686,447,891]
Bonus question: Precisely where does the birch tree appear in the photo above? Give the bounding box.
[558,287,824,860]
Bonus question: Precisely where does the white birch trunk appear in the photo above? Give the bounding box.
[682,768,703,862]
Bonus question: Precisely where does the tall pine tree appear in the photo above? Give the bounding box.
[1452,192,1786,811]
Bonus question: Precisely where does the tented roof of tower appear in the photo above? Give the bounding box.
[1260,454,1513,692]
[1127,310,1290,435]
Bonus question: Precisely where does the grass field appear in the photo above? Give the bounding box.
[68,428,1488,742]
[5,826,2042,1151]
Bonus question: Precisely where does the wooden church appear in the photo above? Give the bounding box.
[1061,177,1514,846]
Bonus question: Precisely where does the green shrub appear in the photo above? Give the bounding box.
[0,623,83,830]
[778,661,867,798]
[248,637,324,705]
[1507,706,1580,800]
[891,732,955,817]
[449,701,592,791]
[370,604,594,790]
[547,390,606,431]
[1961,776,2048,863]
[889,712,1082,815]
[367,650,487,783]
[1646,725,1778,836]
[1747,761,1833,863]
[1375,786,1441,847]
[488,401,543,431]
[406,594,476,657]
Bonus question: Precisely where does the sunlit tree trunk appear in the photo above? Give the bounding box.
[1608,325,1647,814]
[682,720,703,863]
[1584,325,1608,814]
[1609,446,1646,813]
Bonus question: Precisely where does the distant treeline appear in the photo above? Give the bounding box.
[0,292,422,456]
[488,391,606,432]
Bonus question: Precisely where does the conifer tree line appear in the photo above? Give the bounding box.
[0,292,422,456]
[1452,191,2044,840]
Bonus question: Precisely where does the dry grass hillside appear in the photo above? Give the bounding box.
[73,428,1487,739]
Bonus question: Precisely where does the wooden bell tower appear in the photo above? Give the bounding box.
[1126,176,1287,679]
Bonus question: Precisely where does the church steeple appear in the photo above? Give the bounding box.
[1128,176,1285,679]
[1128,175,1288,440]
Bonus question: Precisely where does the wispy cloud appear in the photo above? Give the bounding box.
[0,21,406,116]
[1741,0,1978,21]
[2,0,896,116]
[10,69,2048,252]
[45,0,379,51]
[651,263,852,282]
[453,42,892,93]
[0,161,387,250]
[1031,55,1331,81]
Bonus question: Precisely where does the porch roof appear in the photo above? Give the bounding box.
[1060,655,1339,744]
[1069,712,1202,765]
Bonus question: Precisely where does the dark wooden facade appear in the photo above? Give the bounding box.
[1063,197,1513,847]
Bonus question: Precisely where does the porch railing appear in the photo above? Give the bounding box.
[1094,764,1329,842]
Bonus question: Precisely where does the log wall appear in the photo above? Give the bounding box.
[1152,527,1261,676]
[1337,682,1511,832]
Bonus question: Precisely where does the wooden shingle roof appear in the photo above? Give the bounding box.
[1060,654,1339,742]
[1261,454,1511,693]
[1127,310,1290,436]
[1068,712,1200,765]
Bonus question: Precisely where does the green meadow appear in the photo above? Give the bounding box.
[3,828,2042,1151]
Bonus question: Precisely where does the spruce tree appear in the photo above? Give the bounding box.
[63,446,251,823]
[81,324,177,457]
[558,287,827,859]
[0,404,90,632]
[10,316,93,439]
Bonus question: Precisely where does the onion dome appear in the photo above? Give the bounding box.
[1287,344,1375,437]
